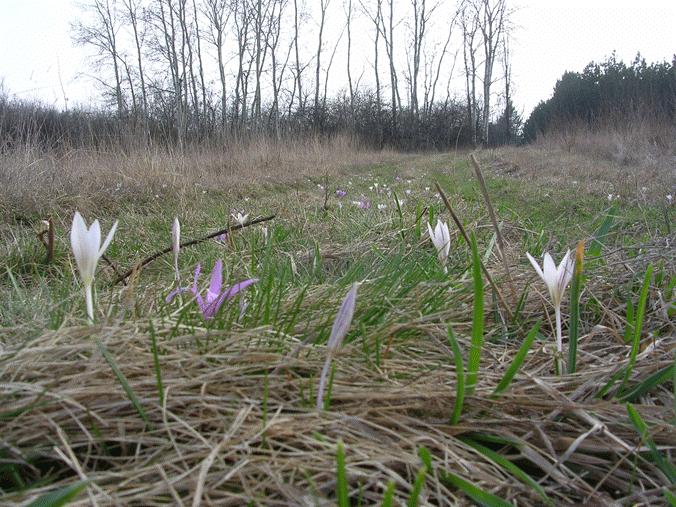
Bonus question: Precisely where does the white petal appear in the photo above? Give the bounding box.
[70,212,87,269]
[525,252,545,281]
[88,220,101,254]
[172,218,180,249]
[542,253,558,290]
[558,250,574,293]
[98,220,118,258]
[427,222,435,242]
[71,213,96,284]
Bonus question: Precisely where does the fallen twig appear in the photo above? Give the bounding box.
[114,214,276,284]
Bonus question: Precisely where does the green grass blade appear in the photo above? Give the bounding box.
[596,368,625,399]
[414,202,423,240]
[624,298,635,344]
[381,481,396,507]
[626,403,676,483]
[439,470,511,507]
[588,206,615,259]
[406,467,427,507]
[393,190,405,240]
[493,321,541,397]
[148,320,164,407]
[27,480,90,507]
[418,446,433,471]
[619,364,674,402]
[618,264,653,395]
[460,437,554,506]
[466,232,484,394]
[323,363,337,411]
[336,439,349,507]
[447,325,465,425]
[665,489,676,506]
[95,339,150,428]
[567,242,585,374]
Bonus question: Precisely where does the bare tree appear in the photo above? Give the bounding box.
[378,0,400,132]
[121,0,148,123]
[73,0,126,118]
[232,0,252,129]
[501,35,513,143]
[470,0,508,145]
[267,0,292,139]
[423,8,457,119]
[204,0,231,128]
[408,0,437,119]
[153,0,186,149]
[460,3,479,146]
[192,0,208,125]
[345,0,354,121]
[322,23,346,116]
[314,0,331,127]
[292,0,304,116]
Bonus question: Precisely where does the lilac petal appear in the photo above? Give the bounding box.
[317,283,360,410]
[327,283,359,350]
[192,264,202,292]
[222,278,259,301]
[166,285,190,303]
[191,263,206,310]
[206,260,223,305]
[203,278,259,320]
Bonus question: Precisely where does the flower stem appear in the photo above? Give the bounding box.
[85,283,94,324]
[555,304,563,373]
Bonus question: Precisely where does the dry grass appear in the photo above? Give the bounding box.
[2,241,674,506]
[1,144,674,505]
[0,135,402,218]
[485,144,675,205]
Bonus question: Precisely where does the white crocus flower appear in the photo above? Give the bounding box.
[70,211,118,323]
[427,220,451,273]
[232,212,249,226]
[526,250,575,369]
[172,217,181,281]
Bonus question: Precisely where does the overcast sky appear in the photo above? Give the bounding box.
[0,0,674,118]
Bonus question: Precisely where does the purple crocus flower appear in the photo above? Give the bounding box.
[166,260,258,320]
[335,189,347,198]
[354,196,371,209]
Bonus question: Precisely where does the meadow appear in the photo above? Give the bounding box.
[1,141,674,506]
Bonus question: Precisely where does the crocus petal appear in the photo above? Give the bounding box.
[70,212,87,273]
[165,286,190,303]
[543,253,557,287]
[192,264,206,309]
[205,277,259,319]
[221,278,259,301]
[558,249,574,295]
[327,283,359,350]
[88,219,102,260]
[206,260,223,305]
[172,218,180,249]
[441,222,451,256]
[541,254,559,300]
[71,213,98,284]
[525,252,545,281]
[98,220,118,258]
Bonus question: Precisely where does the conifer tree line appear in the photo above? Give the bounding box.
[523,53,675,143]
[1,0,519,151]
